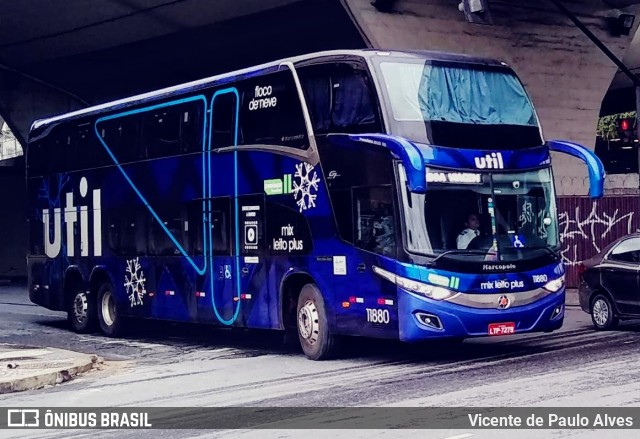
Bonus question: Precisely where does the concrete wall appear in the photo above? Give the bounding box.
[0,162,27,279]
[344,0,640,195]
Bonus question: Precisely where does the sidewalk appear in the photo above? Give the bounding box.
[0,344,99,394]
[565,288,580,307]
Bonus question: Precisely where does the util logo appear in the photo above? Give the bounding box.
[474,152,504,169]
[43,177,102,258]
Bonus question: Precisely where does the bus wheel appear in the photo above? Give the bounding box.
[67,289,96,333]
[590,294,618,331]
[97,282,126,337]
[297,284,337,360]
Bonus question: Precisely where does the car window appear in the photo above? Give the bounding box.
[609,237,640,263]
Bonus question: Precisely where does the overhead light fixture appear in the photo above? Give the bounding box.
[458,0,493,25]
[608,13,636,36]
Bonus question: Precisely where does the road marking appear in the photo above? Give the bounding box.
[442,434,474,439]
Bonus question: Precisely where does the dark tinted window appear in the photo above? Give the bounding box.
[149,205,188,256]
[142,109,181,159]
[297,62,381,135]
[237,69,308,149]
[211,198,231,255]
[609,238,640,263]
[353,186,396,257]
[141,100,205,158]
[211,92,238,149]
[107,208,148,256]
[97,115,142,164]
[266,201,313,255]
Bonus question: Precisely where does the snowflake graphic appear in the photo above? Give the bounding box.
[124,257,147,307]
[292,162,320,212]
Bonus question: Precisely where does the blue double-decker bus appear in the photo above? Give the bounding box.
[27,50,604,360]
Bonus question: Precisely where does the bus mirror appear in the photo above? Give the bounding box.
[327,133,427,193]
[547,140,605,199]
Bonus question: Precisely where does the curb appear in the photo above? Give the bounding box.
[0,352,99,394]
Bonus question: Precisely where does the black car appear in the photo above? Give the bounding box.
[578,233,640,330]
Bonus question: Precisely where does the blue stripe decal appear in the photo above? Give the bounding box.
[208,88,241,325]
[94,95,208,275]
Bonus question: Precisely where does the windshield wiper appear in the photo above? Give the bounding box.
[428,249,497,266]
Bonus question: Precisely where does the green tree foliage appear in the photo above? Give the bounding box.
[597,111,636,140]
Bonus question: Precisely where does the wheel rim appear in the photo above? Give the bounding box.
[593,298,610,327]
[298,299,320,345]
[72,292,88,324]
[101,290,116,327]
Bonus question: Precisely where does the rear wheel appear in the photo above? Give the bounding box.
[67,289,96,333]
[297,284,337,360]
[590,294,618,330]
[97,282,127,337]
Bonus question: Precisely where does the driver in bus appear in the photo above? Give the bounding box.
[456,213,481,249]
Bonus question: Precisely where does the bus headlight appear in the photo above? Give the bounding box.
[372,266,455,300]
[543,275,565,293]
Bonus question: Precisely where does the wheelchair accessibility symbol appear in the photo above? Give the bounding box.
[512,234,524,248]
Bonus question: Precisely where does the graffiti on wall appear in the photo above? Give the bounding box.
[557,197,639,287]
[558,200,635,266]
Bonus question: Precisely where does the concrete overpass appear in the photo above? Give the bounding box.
[2,0,640,278]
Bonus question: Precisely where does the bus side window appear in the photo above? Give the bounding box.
[142,108,181,159]
[211,198,231,255]
[353,186,396,258]
[107,208,148,256]
[149,205,187,256]
[181,102,205,154]
[297,63,381,136]
[211,93,238,149]
[97,116,141,164]
[237,69,309,149]
[187,201,205,256]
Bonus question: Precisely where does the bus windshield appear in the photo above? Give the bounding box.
[399,167,559,262]
[376,58,542,148]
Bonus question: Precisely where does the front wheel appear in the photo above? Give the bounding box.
[590,294,618,330]
[97,282,127,337]
[297,284,338,360]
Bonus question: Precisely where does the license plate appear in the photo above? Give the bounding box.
[488,322,516,336]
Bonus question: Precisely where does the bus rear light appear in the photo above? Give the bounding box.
[195,291,206,298]
[342,302,350,308]
[348,296,364,304]
[415,312,443,330]
[165,290,175,296]
[241,293,252,300]
[377,298,394,306]
[148,291,155,297]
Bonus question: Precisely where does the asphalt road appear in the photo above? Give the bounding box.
[0,283,638,439]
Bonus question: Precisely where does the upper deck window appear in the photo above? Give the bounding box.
[376,58,543,149]
[380,62,537,126]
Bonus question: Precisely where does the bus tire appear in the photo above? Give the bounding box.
[590,294,618,331]
[296,284,337,360]
[67,289,97,333]
[97,282,126,337]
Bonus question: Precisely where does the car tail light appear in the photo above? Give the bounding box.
[576,262,586,279]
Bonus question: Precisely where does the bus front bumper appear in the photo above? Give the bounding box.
[398,288,565,341]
